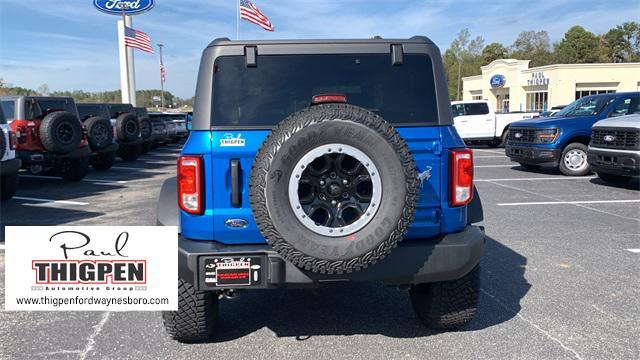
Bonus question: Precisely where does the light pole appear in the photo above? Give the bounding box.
[157,43,165,110]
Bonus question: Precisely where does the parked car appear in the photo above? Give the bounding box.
[0,96,91,180]
[133,107,153,153]
[149,113,185,142]
[76,103,119,171]
[588,113,640,184]
[506,92,640,176]
[451,100,539,147]
[0,104,20,200]
[157,36,485,342]
[105,103,142,161]
[539,105,566,118]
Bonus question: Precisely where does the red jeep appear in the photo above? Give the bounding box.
[0,96,91,181]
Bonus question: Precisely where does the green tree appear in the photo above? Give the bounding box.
[554,25,601,63]
[510,30,554,66]
[602,27,629,62]
[481,42,508,65]
[444,29,485,100]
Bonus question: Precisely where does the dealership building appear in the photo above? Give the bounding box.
[462,59,640,113]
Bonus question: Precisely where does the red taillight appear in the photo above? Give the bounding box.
[178,156,203,214]
[449,149,473,207]
[311,94,347,105]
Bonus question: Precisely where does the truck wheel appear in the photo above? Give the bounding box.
[162,279,218,343]
[141,141,152,154]
[518,163,541,170]
[39,111,83,154]
[559,143,590,176]
[139,117,152,141]
[58,157,90,181]
[90,152,116,171]
[115,113,140,142]
[118,143,142,162]
[597,172,632,184]
[1,173,19,201]
[85,116,113,151]
[409,265,480,330]
[250,103,419,274]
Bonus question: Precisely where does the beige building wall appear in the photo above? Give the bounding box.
[462,60,640,112]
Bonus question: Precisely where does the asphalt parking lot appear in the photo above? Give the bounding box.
[1,145,639,360]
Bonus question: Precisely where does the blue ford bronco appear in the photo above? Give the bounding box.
[157,37,485,342]
[506,92,640,176]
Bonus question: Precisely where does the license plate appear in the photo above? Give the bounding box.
[203,256,264,287]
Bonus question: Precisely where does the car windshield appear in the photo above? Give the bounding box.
[212,53,439,127]
[77,104,110,120]
[0,100,13,122]
[555,96,615,117]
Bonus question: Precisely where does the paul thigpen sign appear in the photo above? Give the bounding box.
[4,226,178,311]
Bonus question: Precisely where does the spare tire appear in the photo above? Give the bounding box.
[0,129,6,157]
[139,117,152,140]
[39,111,83,154]
[115,113,140,142]
[85,116,113,150]
[249,103,419,274]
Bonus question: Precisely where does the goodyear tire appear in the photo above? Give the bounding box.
[85,116,113,151]
[58,157,90,181]
[1,173,19,201]
[163,279,218,343]
[39,111,83,154]
[90,151,116,171]
[249,103,419,274]
[115,113,140,142]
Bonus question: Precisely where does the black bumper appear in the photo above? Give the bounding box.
[178,226,485,291]
[588,148,640,176]
[506,145,561,165]
[92,142,119,154]
[17,146,91,166]
[0,158,21,176]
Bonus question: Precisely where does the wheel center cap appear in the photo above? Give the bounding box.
[328,183,342,196]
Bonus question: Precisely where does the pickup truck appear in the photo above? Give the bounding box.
[588,113,640,184]
[451,100,538,147]
[506,92,640,176]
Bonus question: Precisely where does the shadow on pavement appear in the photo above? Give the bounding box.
[205,236,529,343]
[589,177,640,191]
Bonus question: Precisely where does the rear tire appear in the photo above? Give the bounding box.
[91,152,116,171]
[409,265,480,330]
[559,143,590,176]
[163,279,218,343]
[1,173,19,201]
[84,116,113,150]
[118,143,142,162]
[597,172,632,184]
[58,157,90,181]
[39,111,83,153]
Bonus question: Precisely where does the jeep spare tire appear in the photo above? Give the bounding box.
[115,113,140,142]
[85,116,113,150]
[39,111,83,154]
[250,103,419,274]
[139,117,152,140]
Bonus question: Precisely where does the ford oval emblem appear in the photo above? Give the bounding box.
[93,0,155,16]
[490,74,506,88]
[225,219,248,229]
[603,135,616,142]
[514,132,523,139]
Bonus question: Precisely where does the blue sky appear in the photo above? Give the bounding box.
[1,0,639,98]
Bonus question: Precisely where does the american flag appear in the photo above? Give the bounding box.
[240,0,274,32]
[125,26,153,53]
[160,62,166,82]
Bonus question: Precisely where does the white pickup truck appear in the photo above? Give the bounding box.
[451,100,539,147]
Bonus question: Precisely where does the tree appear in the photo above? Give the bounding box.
[555,26,601,63]
[445,29,485,100]
[510,30,554,66]
[37,84,50,96]
[602,27,629,62]
[482,42,508,65]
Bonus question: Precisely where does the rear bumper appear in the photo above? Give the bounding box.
[506,145,561,165]
[588,147,640,176]
[17,145,91,166]
[0,158,21,176]
[178,225,485,291]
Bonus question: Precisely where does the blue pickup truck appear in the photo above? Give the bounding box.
[506,92,640,176]
[157,37,485,342]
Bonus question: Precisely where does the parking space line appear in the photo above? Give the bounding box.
[498,199,640,206]
[474,165,514,168]
[19,174,127,184]
[13,196,89,206]
[627,249,640,253]
[476,176,596,182]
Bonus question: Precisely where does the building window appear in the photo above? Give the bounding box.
[472,95,482,100]
[526,92,548,112]
[575,90,616,99]
[496,94,510,113]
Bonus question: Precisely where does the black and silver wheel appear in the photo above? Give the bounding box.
[559,143,590,176]
[39,111,83,153]
[85,116,113,150]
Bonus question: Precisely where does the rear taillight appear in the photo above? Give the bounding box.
[8,130,17,149]
[311,94,347,105]
[178,156,203,214]
[449,149,473,207]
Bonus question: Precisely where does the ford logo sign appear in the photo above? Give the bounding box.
[490,74,506,88]
[514,132,523,139]
[225,219,248,229]
[603,135,616,142]
[93,0,155,16]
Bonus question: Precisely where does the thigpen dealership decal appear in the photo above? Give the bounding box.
[4,226,178,311]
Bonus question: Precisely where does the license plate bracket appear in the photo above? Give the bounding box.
[202,255,265,288]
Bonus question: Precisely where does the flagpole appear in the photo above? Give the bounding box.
[158,43,165,110]
[236,0,240,40]
[121,5,131,103]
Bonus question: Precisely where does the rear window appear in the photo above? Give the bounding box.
[28,99,77,119]
[212,53,439,127]
[464,103,489,115]
[1,100,14,122]
[77,104,110,120]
